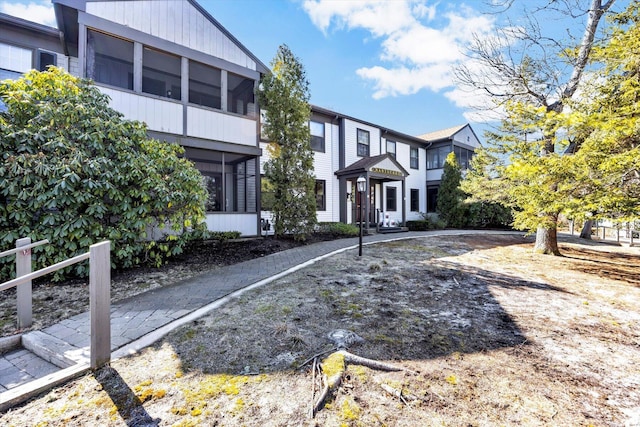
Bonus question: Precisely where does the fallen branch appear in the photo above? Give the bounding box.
[339,350,405,372]
[310,350,409,417]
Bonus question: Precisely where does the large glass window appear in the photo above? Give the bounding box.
[228,72,255,116]
[189,60,221,109]
[410,189,420,212]
[386,187,397,211]
[410,147,419,169]
[454,146,474,170]
[310,121,325,152]
[87,29,134,90]
[386,140,396,158]
[194,157,257,213]
[315,180,326,211]
[143,47,181,100]
[357,128,370,157]
[427,145,452,169]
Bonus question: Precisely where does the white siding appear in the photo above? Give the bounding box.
[205,213,257,236]
[453,126,480,148]
[314,122,336,222]
[86,0,257,71]
[101,87,183,134]
[343,119,381,167]
[69,56,80,76]
[187,106,256,146]
[427,169,443,181]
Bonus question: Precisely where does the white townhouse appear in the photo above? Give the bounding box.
[260,106,482,232]
[1,0,268,236]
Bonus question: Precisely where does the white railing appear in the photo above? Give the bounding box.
[0,238,111,369]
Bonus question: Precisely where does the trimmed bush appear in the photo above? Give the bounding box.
[316,222,360,237]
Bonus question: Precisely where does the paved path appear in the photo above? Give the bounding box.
[0,229,516,404]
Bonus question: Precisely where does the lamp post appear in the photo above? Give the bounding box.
[357,175,366,256]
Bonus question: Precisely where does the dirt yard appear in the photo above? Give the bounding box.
[2,233,639,426]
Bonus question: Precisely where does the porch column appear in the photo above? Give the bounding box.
[402,179,406,225]
[339,177,348,223]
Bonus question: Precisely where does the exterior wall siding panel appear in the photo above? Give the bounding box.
[101,87,183,134]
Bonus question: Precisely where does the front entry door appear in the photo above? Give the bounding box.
[354,181,376,224]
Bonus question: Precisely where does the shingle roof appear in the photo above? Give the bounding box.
[416,124,468,142]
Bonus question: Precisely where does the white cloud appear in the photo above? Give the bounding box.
[356,63,453,99]
[302,0,498,114]
[0,0,56,26]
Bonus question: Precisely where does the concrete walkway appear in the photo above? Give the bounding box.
[0,229,515,410]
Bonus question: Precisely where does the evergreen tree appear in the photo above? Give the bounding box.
[437,152,467,228]
[257,45,316,240]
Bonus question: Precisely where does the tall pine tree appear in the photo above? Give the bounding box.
[257,45,316,240]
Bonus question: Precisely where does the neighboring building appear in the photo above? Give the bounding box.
[0,14,67,89]
[1,0,268,236]
[260,107,482,231]
[418,124,481,213]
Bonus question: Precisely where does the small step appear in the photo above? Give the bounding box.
[21,331,88,368]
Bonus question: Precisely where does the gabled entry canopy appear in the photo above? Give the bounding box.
[335,154,409,181]
[335,154,409,228]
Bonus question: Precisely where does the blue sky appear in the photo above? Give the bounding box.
[0,0,628,140]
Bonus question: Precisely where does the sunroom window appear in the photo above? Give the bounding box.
[143,47,181,100]
[189,60,221,109]
[86,29,133,90]
[227,72,255,116]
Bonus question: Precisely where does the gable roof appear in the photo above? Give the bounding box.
[416,124,469,142]
[335,154,409,181]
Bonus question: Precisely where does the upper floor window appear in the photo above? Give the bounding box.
[357,128,370,157]
[189,60,221,109]
[310,121,325,152]
[87,29,133,90]
[427,145,452,169]
[37,50,57,72]
[454,146,474,170]
[386,140,396,158]
[410,147,419,169]
[143,47,181,100]
[228,72,255,116]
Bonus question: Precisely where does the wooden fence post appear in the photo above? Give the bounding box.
[16,237,32,329]
[90,241,111,369]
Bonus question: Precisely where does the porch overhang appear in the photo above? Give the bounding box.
[334,154,409,181]
[335,154,409,227]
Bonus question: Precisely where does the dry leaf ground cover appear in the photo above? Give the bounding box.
[2,233,640,426]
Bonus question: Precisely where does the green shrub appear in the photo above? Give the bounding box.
[316,222,359,237]
[466,202,513,229]
[0,68,207,281]
[406,214,446,231]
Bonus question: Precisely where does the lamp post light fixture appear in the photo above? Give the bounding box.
[357,175,366,256]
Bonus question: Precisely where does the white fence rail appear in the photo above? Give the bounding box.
[0,238,111,369]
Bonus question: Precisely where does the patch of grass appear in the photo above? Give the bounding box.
[255,303,275,314]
